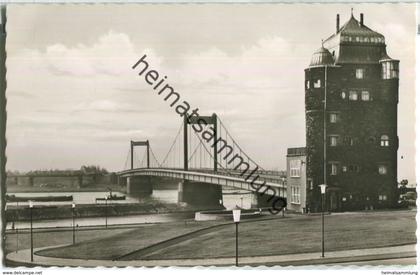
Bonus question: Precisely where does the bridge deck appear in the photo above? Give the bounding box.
[118,168,287,198]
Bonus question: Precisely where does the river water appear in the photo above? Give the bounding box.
[6,186,253,229]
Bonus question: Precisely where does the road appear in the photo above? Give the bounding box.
[328,257,417,266]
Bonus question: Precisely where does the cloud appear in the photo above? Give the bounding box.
[10,31,164,78]
[74,100,120,112]
[4,4,415,179]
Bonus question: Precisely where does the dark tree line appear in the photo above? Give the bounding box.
[7,165,109,176]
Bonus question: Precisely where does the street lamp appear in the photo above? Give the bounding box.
[15,201,19,253]
[104,196,108,229]
[29,200,34,262]
[319,184,327,258]
[72,202,76,244]
[232,207,241,267]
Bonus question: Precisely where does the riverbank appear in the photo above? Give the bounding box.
[5,202,223,222]
[6,183,125,193]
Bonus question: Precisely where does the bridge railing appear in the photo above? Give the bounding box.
[120,167,287,185]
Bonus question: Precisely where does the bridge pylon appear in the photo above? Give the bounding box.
[130,140,150,169]
[183,113,218,172]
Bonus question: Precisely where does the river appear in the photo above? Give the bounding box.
[6,186,253,229]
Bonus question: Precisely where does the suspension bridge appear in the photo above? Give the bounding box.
[117,114,287,210]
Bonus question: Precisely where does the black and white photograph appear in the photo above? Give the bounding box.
[0,2,418,272]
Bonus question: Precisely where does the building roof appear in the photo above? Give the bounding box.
[307,13,397,66]
[287,147,306,156]
[324,14,384,45]
[308,46,334,67]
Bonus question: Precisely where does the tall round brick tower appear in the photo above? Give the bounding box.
[305,13,399,212]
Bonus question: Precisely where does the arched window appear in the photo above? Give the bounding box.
[380,135,389,147]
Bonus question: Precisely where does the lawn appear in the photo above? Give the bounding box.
[32,210,416,261]
[138,210,416,260]
[35,220,225,260]
[5,226,134,255]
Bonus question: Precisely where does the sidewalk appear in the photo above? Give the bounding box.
[6,244,416,267]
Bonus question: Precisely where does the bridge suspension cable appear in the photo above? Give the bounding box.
[160,121,183,168]
[134,149,142,169]
[123,148,130,170]
[190,128,232,173]
[217,117,265,171]
[149,145,161,167]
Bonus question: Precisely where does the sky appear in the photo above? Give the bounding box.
[4,4,417,184]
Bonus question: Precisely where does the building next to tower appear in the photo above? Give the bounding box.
[286,12,399,213]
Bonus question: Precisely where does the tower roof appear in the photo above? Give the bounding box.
[324,14,385,45]
[309,46,334,67]
[317,13,395,65]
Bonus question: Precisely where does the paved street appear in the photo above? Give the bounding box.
[7,243,416,267]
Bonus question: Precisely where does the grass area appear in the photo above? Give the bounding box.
[26,210,416,261]
[5,227,134,255]
[140,210,416,260]
[35,220,225,260]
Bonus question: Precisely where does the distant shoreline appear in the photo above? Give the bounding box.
[6,184,126,194]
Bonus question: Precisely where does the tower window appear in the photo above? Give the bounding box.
[306,80,310,89]
[380,135,390,147]
[356,68,365,79]
[342,165,347,172]
[361,91,370,101]
[349,165,360,173]
[378,165,387,175]
[329,163,338,175]
[341,91,346,99]
[368,136,376,144]
[349,91,358,101]
[308,179,313,190]
[379,194,388,201]
[343,136,354,146]
[329,113,338,123]
[382,61,399,79]
[314,79,321,88]
[329,135,338,146]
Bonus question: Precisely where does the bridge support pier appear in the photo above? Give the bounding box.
[178,181,223,208]
[126,176,153,195]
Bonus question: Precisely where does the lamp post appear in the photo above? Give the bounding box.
[232,207,241,267]
[104,196,108,228]
[281,177,286,217]
[72,202,76,244]
[319,184,327,258]
[15,201,19,253]
[29,200,34,262]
